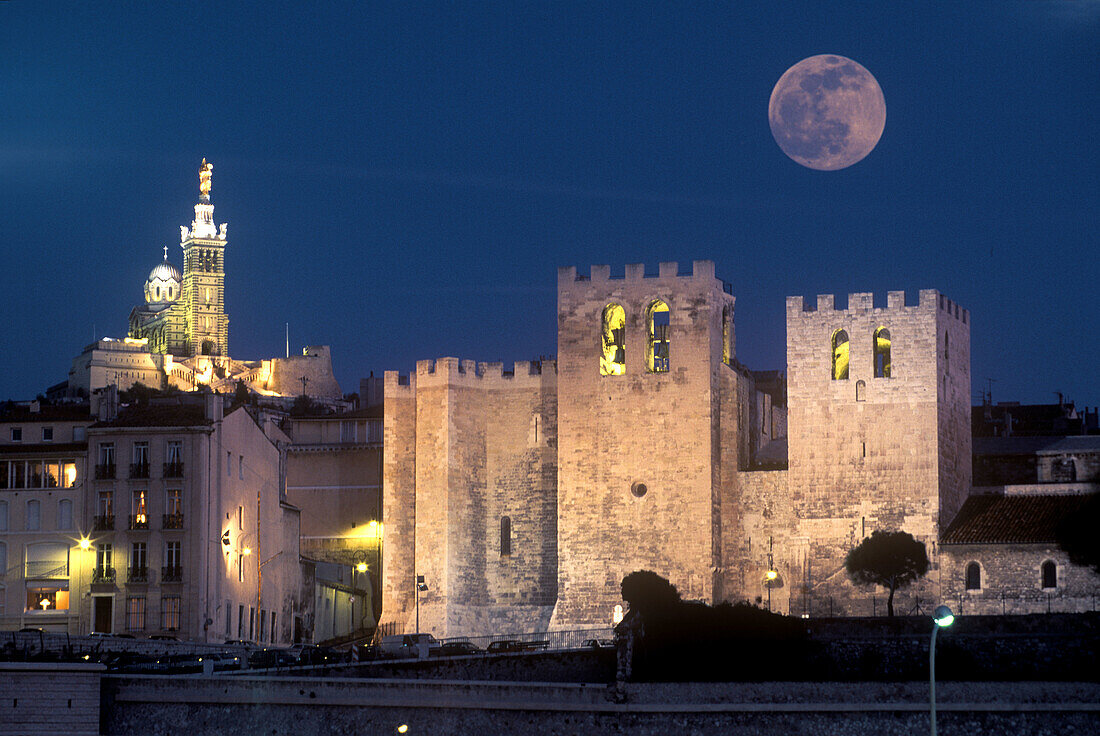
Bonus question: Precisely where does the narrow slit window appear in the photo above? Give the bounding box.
[722,305,732,366]
[831,330,849,380]
[500,516,512,556]
[646,299,670,373]
[600,304,626,376]
[873,327,891,378]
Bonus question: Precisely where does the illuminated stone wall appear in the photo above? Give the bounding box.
[778,290,971,614]
[550,261,738,629]
[381,358,558,638]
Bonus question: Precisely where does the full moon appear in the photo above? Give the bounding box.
[768,55,886,171]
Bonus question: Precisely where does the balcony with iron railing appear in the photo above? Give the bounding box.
[129,514,150,530]
[162,512,184,530]
[129,462,150,479]
[94,463,115,480]
[163,461,184,478]
[127,566,150,584]
[161,566,183,583]
[93,514,115,531]
[92,567,116,585]
[25,561,69,579]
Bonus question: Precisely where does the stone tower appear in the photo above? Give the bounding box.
[180,159,229,357]
[782,290,971,611]
[550,261,740,629]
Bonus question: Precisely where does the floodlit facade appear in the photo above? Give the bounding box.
[381,261,1099,638]
[81,395,303,643]
[0,404,92,632]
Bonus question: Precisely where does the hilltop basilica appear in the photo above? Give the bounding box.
[65,161,342,403]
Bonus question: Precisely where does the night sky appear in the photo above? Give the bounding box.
[2,2,1096,407]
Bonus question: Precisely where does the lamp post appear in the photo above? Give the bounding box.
[930,604,955,736]
[415,575,428,634]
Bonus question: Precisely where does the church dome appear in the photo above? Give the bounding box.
[145,258,182,305]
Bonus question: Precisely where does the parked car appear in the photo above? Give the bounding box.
[353,644,381,662]
[430,640,482,657]
[379,633,438,659]
[148,634,180,641]
[286,644,337,666]
[247,647,297,669]
[486,640,523,653]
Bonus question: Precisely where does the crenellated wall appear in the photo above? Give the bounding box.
[381,358,558,637]
[551,261,741,629]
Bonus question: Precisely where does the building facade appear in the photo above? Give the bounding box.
[381,261,1099,639]
[0,404,91,632]
[82,396,303,644]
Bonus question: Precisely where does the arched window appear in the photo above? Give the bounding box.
[831,330,849,380]
[646,299,670,373]
[57,499,73,531]
[26,500,41,531]
[873,327,891,378]
[600,304,626,376]
[500,516,512,557]
[722,305,732,366]
[855,379,866,402]
[965,561,981,591]
[1041,560,1057,589]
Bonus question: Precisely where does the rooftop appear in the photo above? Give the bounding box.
[942,493,1092,545]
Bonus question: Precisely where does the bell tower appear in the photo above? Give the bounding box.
[180,158,229,357]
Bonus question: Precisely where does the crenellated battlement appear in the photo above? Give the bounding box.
[786,289,968,324]
[386,357,557,393]
[558,260,731,293]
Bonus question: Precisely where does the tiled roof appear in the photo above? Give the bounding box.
[942,494,1091,545]
[0,404,92,422]
[91,404,210,429]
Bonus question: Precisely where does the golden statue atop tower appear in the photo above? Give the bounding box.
[199,158,213,199]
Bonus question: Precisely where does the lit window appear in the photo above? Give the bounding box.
[873,327,891,378]
[831,330,850,380]
[600,304,626,376]
[965,561,981,591]
[162,596,181,631]
[127,596,146,631]
[27,585,69,612]
[1041,560,1057,590]
[646,299,670,373]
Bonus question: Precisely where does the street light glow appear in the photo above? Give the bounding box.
[79,537,92,550]
[933,605,954,628]
[356,562,368,573]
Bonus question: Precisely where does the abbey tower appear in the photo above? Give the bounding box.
[381,262,975,637]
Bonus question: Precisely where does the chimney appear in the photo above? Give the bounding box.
[205,392,223,423]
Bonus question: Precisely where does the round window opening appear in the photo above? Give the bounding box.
[630,482,648,498]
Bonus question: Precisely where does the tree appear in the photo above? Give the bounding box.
[845,530,929,617]
[1055,494,1100,574]
[620,570,681,616]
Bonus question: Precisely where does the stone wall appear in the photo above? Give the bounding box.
[552,261,737,628]
[382,359,558,638]
[942,543,1100,614]
[782,290,970,613]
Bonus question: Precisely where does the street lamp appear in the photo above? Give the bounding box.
[415,574,428,634]
[930,604,955,736]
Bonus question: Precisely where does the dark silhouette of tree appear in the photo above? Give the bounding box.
[1055,494,1100,574]
[621,570,681,615]
[845,530,929,617]
[231,380,250,408]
